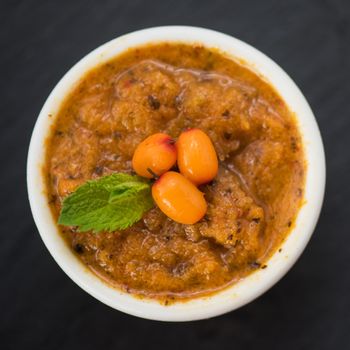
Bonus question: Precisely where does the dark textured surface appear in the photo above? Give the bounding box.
[1,0,350,348]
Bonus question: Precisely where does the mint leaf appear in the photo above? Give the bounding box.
[58,173,154,233]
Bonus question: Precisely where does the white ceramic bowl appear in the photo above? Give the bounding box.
[27,26,325,321]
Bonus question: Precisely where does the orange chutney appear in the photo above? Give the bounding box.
[45,43,305,303]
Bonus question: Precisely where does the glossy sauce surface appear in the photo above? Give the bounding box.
[45,43,305,303]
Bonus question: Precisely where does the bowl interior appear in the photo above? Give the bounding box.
[27,26,325,321]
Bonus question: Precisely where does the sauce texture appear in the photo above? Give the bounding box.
[45,43,305,303]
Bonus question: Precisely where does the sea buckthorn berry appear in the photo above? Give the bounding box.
[132,133,177,178]
[152,171,207,225]
[177,129,218,185]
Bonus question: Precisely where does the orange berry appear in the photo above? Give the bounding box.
[152,171,207,224]
[132,133,177,178]
[177,129,218,185]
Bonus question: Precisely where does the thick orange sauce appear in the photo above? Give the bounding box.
[45,43,305,303]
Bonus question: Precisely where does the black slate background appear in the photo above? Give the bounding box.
[1,0,350,349]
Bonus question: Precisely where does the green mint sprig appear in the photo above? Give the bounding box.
[58,173,154,233]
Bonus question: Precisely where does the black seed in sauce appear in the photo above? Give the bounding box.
[148,95,161,110]
[202,214,210,222]
[223,132,232,140]
[222,110,230,118]
[125,78,137,86]
[94,166,104,176]
[73,243,84,254]
[252,218,261,224]
[207,179,217,187]
[261,265,268,269]
[287,221,292,227]
[250,261,261,269]
[55,130,64,136]
[204,61,214,70]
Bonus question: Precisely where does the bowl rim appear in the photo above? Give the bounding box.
[27,25,326,321]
